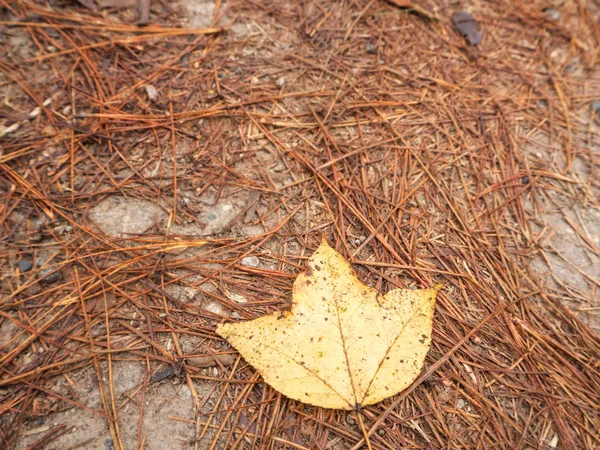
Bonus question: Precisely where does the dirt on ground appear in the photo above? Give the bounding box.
[0,0,599,449]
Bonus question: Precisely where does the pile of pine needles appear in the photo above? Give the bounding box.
[1,0,599,448]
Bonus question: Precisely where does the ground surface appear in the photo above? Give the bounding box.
[1,0,599,449]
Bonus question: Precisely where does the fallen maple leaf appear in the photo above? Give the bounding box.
[217,240,441,410]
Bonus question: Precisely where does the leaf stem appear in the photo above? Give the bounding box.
[356,412,373,450]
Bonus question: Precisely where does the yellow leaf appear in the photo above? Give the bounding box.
[216,240,440,410]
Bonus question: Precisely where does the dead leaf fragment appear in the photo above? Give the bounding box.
[217,240,440,410]
[187,353,236,368]
[452,11,482,46]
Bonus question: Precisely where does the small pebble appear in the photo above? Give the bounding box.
[365,42,376,54]
[542,8,560,20]
[18,258,33,272]
[590,100,600,112]
[205,301,225,316]
[234,68,243,75]
[276,77,285,87]
[377,429,386,437]
[346,415,355,425]
[456,398,465,409]
[250,76,260,85]
[240,256,260,268]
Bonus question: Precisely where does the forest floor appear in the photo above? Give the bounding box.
[1,0,599,449]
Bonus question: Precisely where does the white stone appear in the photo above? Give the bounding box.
[240,256,259,267]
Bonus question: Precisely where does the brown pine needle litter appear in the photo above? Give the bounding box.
[0,0,599,449]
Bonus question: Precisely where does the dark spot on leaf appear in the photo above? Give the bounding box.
[315,265,321,271]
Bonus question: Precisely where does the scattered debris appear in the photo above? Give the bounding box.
[144,84,158,101]
[225,290,248,303]
[38,267,62,284]
[0,122,21,138]
[186,353,236,368]
[204,301,226,316]
[542,7,561,20]
[0,320,17,349]
[197,198,247,236]
[452,11,483,45]
[150,362,181,383]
